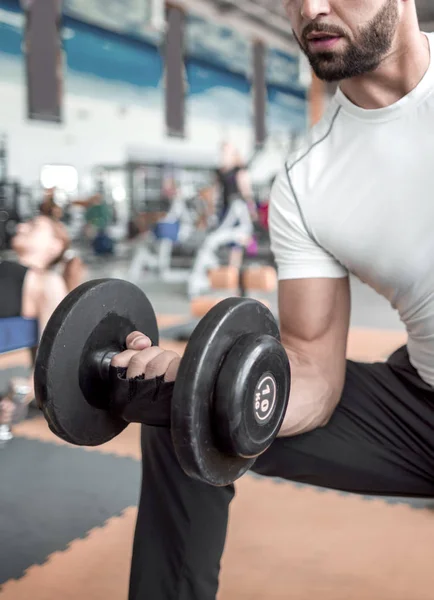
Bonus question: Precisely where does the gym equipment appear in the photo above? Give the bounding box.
[241,265,277,294]
[0,183,23,251]
[0,137,30,250]
[187,198,254,297]
[35,279,290,486]
[0,317,38,354]
[208,265,277,294]
[160,264,278,341]
[190,264,276,319]
[128,193,204,284]
[128,194,253,293]
[246,236,259,256]
[0,134,7,181]
[6,377,32,424]
[208,266,240,290]
[92,229,114,255]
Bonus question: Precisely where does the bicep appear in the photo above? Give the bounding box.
[278,276,350,387]
[269,167,350,387]
[269,175,347,280]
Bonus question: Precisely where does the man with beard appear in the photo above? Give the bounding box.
[97,0,434,598]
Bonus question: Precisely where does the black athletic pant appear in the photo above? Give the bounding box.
[129,347,434,600]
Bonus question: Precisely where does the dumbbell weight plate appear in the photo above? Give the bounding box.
[214,332,290,459]
[171,297,283,487]
[35,279,159,446]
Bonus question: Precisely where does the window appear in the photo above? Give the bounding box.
[40,165,78,193]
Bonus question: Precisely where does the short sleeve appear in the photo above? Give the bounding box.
[269,168,348,281]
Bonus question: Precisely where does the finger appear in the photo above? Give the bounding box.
[145,351,180,381]
[125,332,152,351]
[164,356,181,382]
[111,349,139,369]
[127,347,165,379]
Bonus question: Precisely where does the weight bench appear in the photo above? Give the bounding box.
[128,220,182,282]
[0,317,39,355]
[0,318,38,430]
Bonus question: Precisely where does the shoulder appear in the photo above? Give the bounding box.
[272,99,343,208]
[287,100,342,176]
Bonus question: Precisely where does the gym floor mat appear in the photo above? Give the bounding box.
[0,508,136,600]
[0,436,140,584]
[13,417,142,460]
[0,324,423,599]
[2,476,434,599]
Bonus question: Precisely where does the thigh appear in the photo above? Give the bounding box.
[253,355,434,497]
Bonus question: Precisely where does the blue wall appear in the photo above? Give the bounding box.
[0,0,23,57]
[186,57,251,126]
[64,19,163,90]
[0,0,307,135]
[0,0,163,95]
[185,14,307,133]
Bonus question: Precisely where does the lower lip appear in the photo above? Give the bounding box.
[308,37,342,51]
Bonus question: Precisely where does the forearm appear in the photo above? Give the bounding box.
[277,350,344,438]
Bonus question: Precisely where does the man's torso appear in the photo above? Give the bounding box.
[270,32,434,385]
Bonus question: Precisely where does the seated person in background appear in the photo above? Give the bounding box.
[0,216,85,440]
[84,194,113,233]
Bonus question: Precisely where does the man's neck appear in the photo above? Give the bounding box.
[339,29,430,110]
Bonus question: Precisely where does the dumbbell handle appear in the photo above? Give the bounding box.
[91,349,117,381]
[83,345,173,427]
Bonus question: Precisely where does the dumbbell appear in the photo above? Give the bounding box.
[34,279,291,487]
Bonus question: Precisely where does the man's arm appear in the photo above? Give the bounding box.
[277,276,350,437]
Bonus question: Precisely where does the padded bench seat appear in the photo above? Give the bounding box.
[0,317,38,354]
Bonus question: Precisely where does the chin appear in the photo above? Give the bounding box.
[309,58,346,82]
[313,70,345,82]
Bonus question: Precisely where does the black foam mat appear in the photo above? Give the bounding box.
[0,437,140,583]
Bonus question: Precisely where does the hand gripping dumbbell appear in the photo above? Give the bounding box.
[34,279,291,486]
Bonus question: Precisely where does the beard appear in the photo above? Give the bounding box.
[294,0,399,81]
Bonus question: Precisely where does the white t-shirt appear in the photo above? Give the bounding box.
[270,32,434,386]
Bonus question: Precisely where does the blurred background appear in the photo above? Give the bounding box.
[0,1,433,599]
